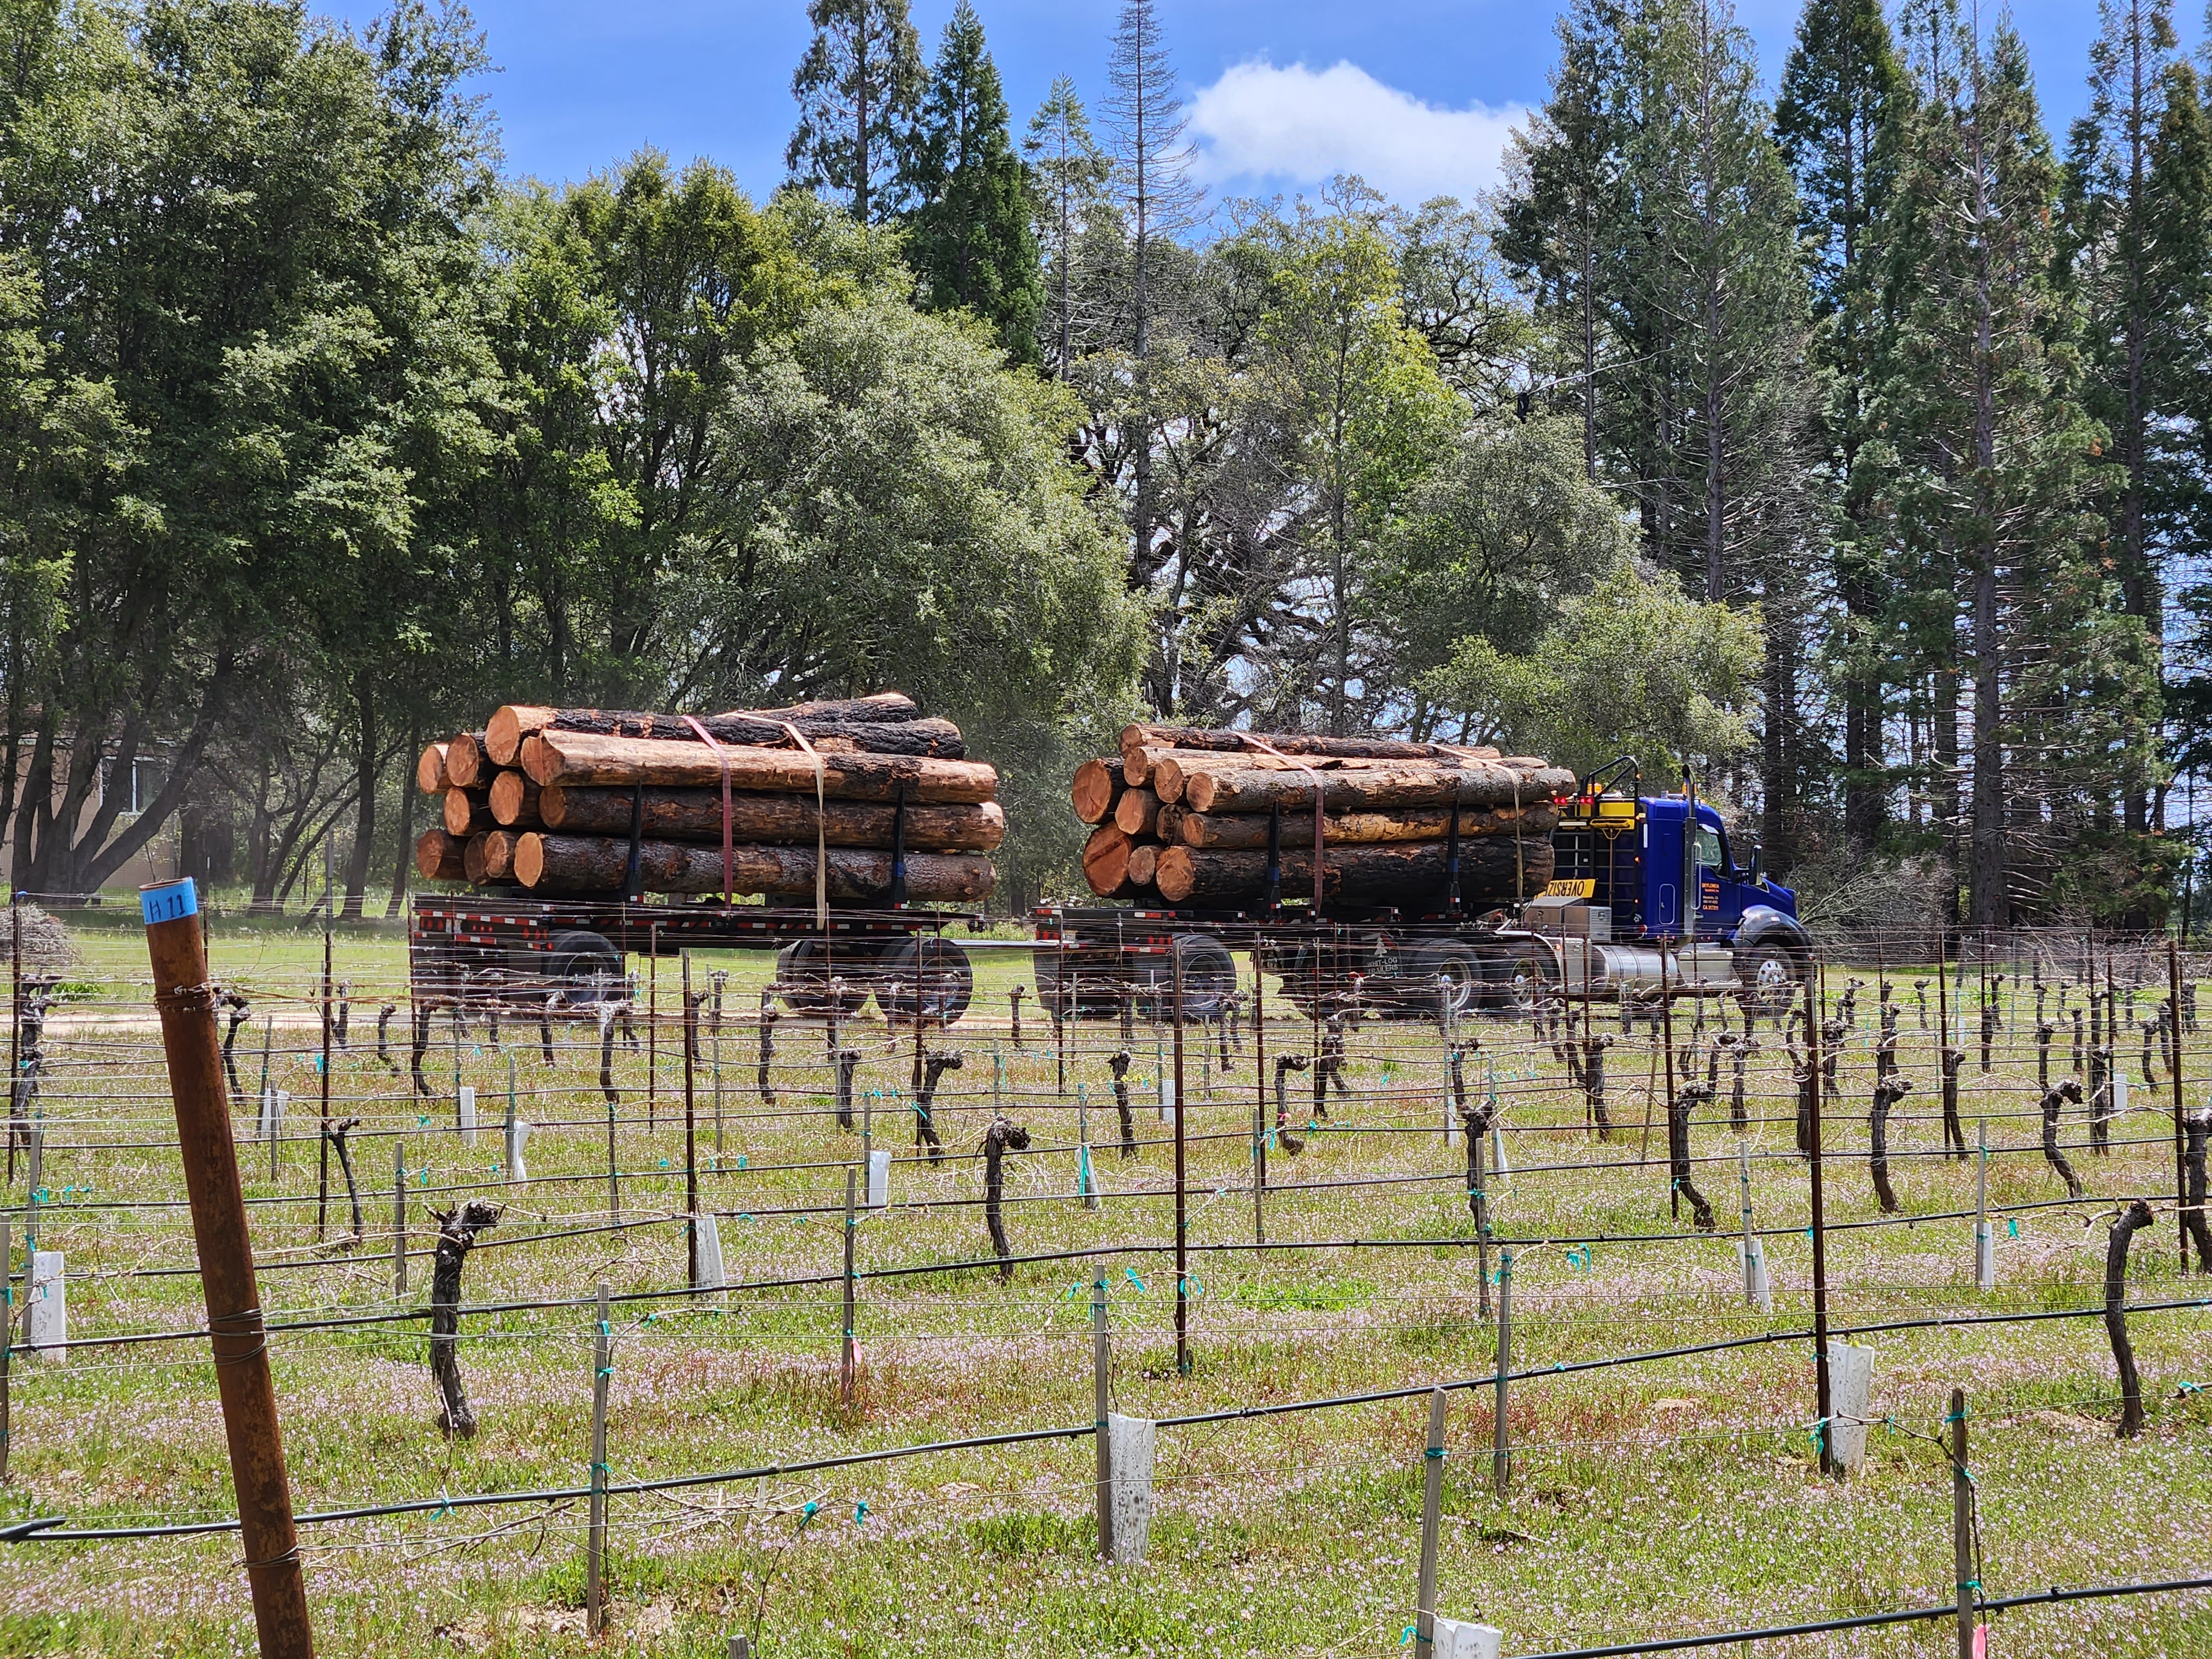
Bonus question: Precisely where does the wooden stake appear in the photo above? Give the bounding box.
[392,1140,407,1296]
[1807,974,1834,1477]
[648,928,658,1133]
[587,1282,611,1636]
[142,880,315,1658]
[684,952,698,1288]
[1413,1384,1447,1657]
[1950,1387,1974,1659]
[2171,938,2190,1272]
[1,1209,12,1482]
[317,928,331,1242]
[1093,1275,1114,1562]
[1493,1251,1512,1494]
[1173,950,1189,1379]
[841,1168,857,1404]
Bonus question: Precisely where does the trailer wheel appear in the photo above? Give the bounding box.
[547,932,624,998]
[774,938,872,1018]
[875,936,974,1026]
[1137,933,1238,1020]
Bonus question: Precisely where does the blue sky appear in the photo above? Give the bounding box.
[327,1,2183,206]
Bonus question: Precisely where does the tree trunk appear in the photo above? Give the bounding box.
[431,1199,502,1438]
[1161,802,1557,849]
[442,789,494,837]
[388,724,419,919]
[1113,787,1161,837]
[1158,757,1573,815]
[1154,838,1551,907]
[414,828,468,881]
[1121,724,1494,763]
[513,833,995,901]
[344,681,377,919]
[489,771,543,829]
[415,743,451,795]
[519,731,997,803]
[539,785,1002,850]
[2104,1198,2154,1438]
[1082,823,1135,897]
[484,692,924,767]
[445,732,489,790]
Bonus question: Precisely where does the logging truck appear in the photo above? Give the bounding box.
[1031,759,1813,1023]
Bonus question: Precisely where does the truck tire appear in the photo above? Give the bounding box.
[546,931,624,999]
[876,936,974,1026]
[1736,942,1804,1019]
[775,938,872,1018]
[1138,933,1238,1021]
[1406,941,1481,1019]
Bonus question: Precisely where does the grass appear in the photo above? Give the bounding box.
[0,921,2205,1655]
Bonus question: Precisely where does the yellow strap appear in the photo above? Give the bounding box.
[781,723,829,932]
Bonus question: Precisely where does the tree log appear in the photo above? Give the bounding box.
[415,742,450,795]
[488,770,542,828]
[1082,823,1135,896]
[513,834,996,900]
[479,831,520,882]
[486,693,932,767]
[443,787,494,837]
[520,730,998,802]
[538,785,1004,851]
[1114,786,1161,837]
[1165,802,1560,849]
[1126,842,1160,886]
[415,828,467,881]
[1122,724,1504,763]
[1071,757,1125,825]
[462,833,491,884]
[1158,754,1574,814]
[445,731,489,790]
[1153,837,1553,907]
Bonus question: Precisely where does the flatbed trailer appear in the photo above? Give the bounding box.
[406,894,985,1023]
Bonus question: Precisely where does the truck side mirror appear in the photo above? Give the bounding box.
[1747,847,1765,885]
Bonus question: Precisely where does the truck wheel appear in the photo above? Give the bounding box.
[1407,941,1480,1019]
[775,939,872,1018]
[1138,933,1238,1020]
[547,931,623,999]
[876,936,974,1026]
[1736,943,1803,1018]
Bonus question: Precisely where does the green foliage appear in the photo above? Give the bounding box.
[901,1,1041,364]
[786,0,925,224]
[1420,559,1763,779]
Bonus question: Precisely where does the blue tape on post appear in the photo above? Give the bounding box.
[139,879,197,926]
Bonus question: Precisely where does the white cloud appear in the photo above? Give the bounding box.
[1188,60,1527,206]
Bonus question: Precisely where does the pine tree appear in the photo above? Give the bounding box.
[786,0,926,223]
[1870,2,2137,924]
[2059,0,2198,837]
[902,2,1041,363]
[1775,0,1910,856]
[1024,76,1110,379]
[1103,0,1201,584]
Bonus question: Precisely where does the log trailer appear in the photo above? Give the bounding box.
[1030,759,1813,1022]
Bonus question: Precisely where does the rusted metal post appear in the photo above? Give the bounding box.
[142,878,315,1657]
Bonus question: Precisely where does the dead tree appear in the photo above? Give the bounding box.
[2105,1198,2156,1438]
[1108,1050,1137,1157]
[1869,1078,1911,1215]
[431,1198,503,1438]
[2040,1080,2085,1198]
[2184,1110,2212,1274]
[917,1051,961,1164]
[1274,1054,1309,1154]
[324,1117,364,1245]
[981,1118,1031,1280]
[1667,1081,1717,1232]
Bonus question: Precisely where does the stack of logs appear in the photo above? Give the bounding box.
[413,693,1000,902]
[1073,724,1574,909]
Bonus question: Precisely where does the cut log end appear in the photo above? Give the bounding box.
[415,743,450,795]
[414,828,467,881]
[1071,757,1125,825]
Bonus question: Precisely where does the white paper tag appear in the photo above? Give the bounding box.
[458,1084,477,1144]
[695,1212,726,1293]
[867,1149,891,1210]
[28,1250,64,1361]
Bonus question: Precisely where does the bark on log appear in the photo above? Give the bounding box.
[445,731,489,790]
[488,771,542,828]
[1158,754,1574,813]
[2105,1198,2155,1437]
[462,833,491,885]
[520,730,998,803]
[1126,842,1160,887]
[443,787,494,837]
[485,694,935,767]
[1114,787,1161,837]
[1153,837,1552,907]
[415,828,467,881]
[1121,724,1503,764]
[539,785,1004,851]
[513,833,995,901]
[1071,757,1125,825]
[415,742,450,795]
[1166,802,1560,848]
[1082,823,1135,898]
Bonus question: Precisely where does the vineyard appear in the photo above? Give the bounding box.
[2,910,2209,1657]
